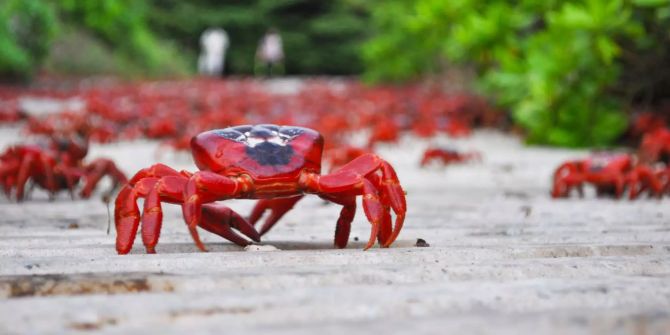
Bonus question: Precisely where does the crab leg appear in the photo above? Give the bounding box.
[367,173,393,245]
[79,158,128,199]
[628,167,663,199]
[15,153,37,201]
[60,166,83,200]
[552,161,588,198]
[116,173,257,254]
[301,154,406,249]
[115,178,159,254]
[319,194,356,248]
[200,204,260,247]
[38,155,58,199]
[613,176,626,199]
[556,173,585,198]
[0,161,19,197]
[552,162,582,198]
[378,159,406,245]
[140,176,187,253]
[116,164,189,254]
[248,195,304,236]
[361,179,384,249]
[182,171,251,252]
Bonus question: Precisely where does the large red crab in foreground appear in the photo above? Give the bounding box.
[115,124,407,254]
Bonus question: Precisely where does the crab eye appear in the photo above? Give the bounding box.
[213,129,245,142]
[248,126,275,139]
[280,127,304,137]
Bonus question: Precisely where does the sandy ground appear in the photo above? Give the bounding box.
[1,95,670,334]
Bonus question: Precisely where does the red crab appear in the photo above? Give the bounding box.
[0,135,127,201]
[114,124,407,254]
[367,119,399,148]
[551,153,662,199]
[420,147,481,167]
[639,128,670,163]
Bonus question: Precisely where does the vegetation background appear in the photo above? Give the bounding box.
[1,0,669,147]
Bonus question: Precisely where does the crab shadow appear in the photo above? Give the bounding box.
[132,239,417,254]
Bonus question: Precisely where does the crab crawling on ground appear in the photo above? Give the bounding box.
[115,124,407,254]
[0,135,127,201]
[551,153,662,199]
[420,147,481,167]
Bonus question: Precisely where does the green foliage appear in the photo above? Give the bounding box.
[1,0,367,78]
[0,0,57,80]
[363,0,670,147]
[148,0,369,75]
[56,0,189,77]
[0,0,189,80]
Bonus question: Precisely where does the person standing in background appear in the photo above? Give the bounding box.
[198,28,229,77]
[255,28,284,76]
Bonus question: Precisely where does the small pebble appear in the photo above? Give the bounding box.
[244,244,279,252]
[415,238,430,247]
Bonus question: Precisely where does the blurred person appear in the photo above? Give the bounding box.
[198,28,229,76]
[255,28,284,76]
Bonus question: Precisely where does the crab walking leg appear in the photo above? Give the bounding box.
[248,195,304,236]
[302,154,407,249]
[116,164,181,232]
[38,155,58,198]
[613,175,626,199]
[628,167,663,199]
[557,173,585,198]
[182,171,251,252]
[115,178,159,254]
[628,171,644,200]
[377,159,406,245]
[552,162,578,198]
[361,179,384,249]
[552,162,586,198]
[367,173,393,245]
[116,174,258,254]
[319,194,356,248]
[0,161,19,197]
[15,153,36,201]
[80,158,128,199]
[200,204,261,247]
[58,165,82,199]
[248,200,267,225]
[115,164,186,254]
[140,176,187,253]
[129,163,182,184]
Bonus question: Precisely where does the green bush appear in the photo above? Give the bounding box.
[363,0,670,147]
[0,0,57,80]
[0,0,190,80]
[57,0,189,77]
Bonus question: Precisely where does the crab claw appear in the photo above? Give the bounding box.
[200,204,261,246]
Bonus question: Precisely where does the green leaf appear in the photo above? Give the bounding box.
[632,0,669,7]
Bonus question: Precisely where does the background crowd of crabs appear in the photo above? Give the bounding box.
[1,78,670,253]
